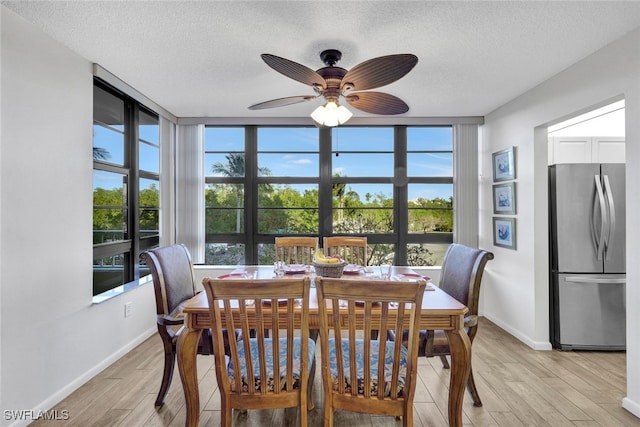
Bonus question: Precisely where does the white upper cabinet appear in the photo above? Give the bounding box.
[548,136,625,164]
[592,137,626,163]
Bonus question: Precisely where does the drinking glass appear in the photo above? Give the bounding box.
[380,264,392,280]
[274,261,285,277]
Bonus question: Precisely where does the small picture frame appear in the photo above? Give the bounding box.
[493,217,516,250]
[493,182,516,214]
[492,146,516,182]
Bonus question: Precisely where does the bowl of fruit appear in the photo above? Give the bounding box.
[312,249,347,278]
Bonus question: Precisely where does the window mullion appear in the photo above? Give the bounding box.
[245,126,257,264]
[318,127,333,241]
[395,126,408,266]
[128,102,140,281]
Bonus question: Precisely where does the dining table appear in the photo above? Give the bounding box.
[177,265,471,427]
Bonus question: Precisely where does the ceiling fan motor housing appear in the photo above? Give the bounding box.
[316,66,348,101]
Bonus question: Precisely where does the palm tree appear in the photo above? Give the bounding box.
[211,153,270,233]
[332,173,346,223]
[93,147,111,161]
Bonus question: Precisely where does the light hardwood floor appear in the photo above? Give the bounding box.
[31,318,638,426]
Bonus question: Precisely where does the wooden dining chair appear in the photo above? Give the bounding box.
[418,243,493,407]
[141,244,216,407]
[275,236,319,264]
[323,236,368,265]
[315,277,426,426]
[202,276,315,427]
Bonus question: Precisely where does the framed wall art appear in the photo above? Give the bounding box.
[492,182,516,214]
[492,146,516,182]
[493,217,516,250]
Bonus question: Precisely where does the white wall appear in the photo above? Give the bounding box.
[480,27,640,417]
[1,9,156,426]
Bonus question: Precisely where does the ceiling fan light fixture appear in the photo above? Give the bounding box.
[310,101,353,127]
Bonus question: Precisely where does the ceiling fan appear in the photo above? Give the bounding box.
[248,49,418,126]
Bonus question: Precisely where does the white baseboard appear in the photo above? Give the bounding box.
[622,397,640,419]
[7,327,156,427]
[482,313,552,351]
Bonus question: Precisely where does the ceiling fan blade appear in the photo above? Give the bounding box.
[248,95,317,110]
[345,92,409,115]
[341,54,418,91]
[261,54,327,88]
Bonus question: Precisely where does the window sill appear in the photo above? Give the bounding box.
[92,274,153,304]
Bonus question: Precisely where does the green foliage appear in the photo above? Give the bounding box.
[93,182,160,241]
[93,187,124,237]
[408,197,453,233]
[407,245,436,266]
[205,157,453,266]
[205,243,245,265]
[205,181,451,266]
[140,184,159,232]
[205,184,245,233]
[204,182,453,236]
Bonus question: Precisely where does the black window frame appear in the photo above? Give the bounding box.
[204,125,453,266]
[92,78,160,298]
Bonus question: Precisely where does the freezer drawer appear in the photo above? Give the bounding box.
[552,273,626,350]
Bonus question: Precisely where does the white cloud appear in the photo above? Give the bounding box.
[290,158,312,165]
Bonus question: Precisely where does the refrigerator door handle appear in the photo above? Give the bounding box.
[591,174,607,261]
[602,174,616,252]
[565,276,626,284]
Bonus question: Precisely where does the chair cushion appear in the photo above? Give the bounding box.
[227,337,315,392]
[328,338,408,397]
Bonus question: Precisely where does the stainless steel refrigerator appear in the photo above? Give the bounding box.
[549,163,626,350]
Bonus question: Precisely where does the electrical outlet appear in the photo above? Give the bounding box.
[124,302,133,318]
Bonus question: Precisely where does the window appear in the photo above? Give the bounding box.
[331,127,395,264]
[204,126,452,266]
[93,80,160,298]
[406,127,453,266]
[205,127,320,265]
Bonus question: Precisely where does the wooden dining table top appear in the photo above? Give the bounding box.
[183,265,468,322]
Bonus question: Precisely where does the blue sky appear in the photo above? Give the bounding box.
[93,123,159,191]
[95,125,453,200]
[205,126,453,200]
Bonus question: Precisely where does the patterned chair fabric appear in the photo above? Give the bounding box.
[228,337,317,392]
[327,338,408,397]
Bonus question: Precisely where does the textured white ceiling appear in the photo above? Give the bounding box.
[4,1,640,119]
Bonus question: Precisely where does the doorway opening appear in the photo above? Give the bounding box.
[547,99,626,350]
[547,99,625,165]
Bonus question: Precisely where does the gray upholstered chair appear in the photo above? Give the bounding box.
[420,243,493,406]
[141,244,215,407]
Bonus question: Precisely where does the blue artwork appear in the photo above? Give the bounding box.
[498,224,510,240]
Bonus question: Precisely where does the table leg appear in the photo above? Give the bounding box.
[445,325,471,427]
[177,323,202,427]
